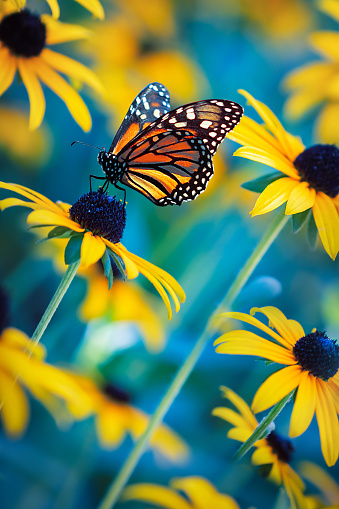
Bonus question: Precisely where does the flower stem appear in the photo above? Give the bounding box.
[233,389,295,462]
[30,261,80,349]
[97,209,289,509]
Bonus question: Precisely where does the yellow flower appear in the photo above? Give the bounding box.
[0,104,51,167]
[122,476,240,509]
[0,182,185,319]
[229,90,339,259]
[299,461,339,508]
[0,3,102,130]
[45,0,104,20]
[66,374,188,463]
[214,306,339,466]
[283,0,339,144]
[0,326,92,437]
[213,387,307,509]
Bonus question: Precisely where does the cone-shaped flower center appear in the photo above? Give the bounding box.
[266,431,294,463]
[294,144,339,198]
[0,286,10,335]
[293,330,339,381]
[0,9,46,57]
[103,383,131,403]
[69,191,126,244]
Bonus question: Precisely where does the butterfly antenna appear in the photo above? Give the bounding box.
[71,140,101,150]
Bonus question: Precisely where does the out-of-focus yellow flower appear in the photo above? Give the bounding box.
[283,0,339,143]
[122,476,240,508]
[0,327,92,437]
[45,0,104,20]
[0,105,51,167]
[222,0,313,41]
[0,183,185,319]
[66,374,189,463]
[229,90,339,260]
[0,2,102,130]
[213,387,307,509]
[299,461,339,508]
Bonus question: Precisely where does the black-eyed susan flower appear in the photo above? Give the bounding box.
[45,0,104,20]
[283,0,339,144]
[65,374,188,463]
[299,461,339,508]
[122,476,240,508]
[0,182,185,318]
[0,301,92,436]
[213,387,307,509]
[214,306,339,466]
[0,1,102,130]
[228,90,339,259]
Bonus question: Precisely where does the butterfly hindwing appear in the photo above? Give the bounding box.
[109,82,171,155]
[119,130,214,206]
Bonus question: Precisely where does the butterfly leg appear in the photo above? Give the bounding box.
[89,174,107,192]
[114,183,127,206]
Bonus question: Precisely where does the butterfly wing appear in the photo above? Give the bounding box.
[116,99,243,206]
[109,82,171,156]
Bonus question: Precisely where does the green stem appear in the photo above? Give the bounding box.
[97,209,289,509]
[233,389,295,462]
[30,261,80,349]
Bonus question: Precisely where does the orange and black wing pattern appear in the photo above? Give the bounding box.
[115,99,243,206]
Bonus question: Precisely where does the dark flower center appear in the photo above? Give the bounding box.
[0,9,46,57]
[103,383,131,403]
[266,431,294,463]
[0,286,10,335]
[69,191,126,244]
[294,144,339,198]
[293,330,339,381]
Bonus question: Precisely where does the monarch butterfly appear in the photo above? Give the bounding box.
[94,83,243,206]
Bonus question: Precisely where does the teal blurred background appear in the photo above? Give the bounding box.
[0,0,338,508]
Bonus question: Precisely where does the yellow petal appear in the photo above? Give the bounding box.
[319,0,339,22]
[212,407,252,429]
[312,192,339,259]
[75,0,105,19]
[315,380,339,466]
[122,484,191,509]
[316,102,339,144]
[170,477,228,508]
[251,446,274,466]
[1,327,46,359]
[30,56,92,132]
[229,116,286,155]
[0,369,29,437]
[215,330,296,364]
[283,61,334,90]
[250,307,305,346]
[104,241,140,279]
[80,232,106,267]
[43,15,91,45]
[251,365,302,413]
[310,31,339,61]
[285,181,316,215]
[0,181,63,214]
[299,460,339,501]
[284,87,325,121]
[27,209,84,231]
[45,0,60,18]
[233,146,299,178]
[42,48,102,93]
[219,386,258,427]
[250,178,298,216]
[17,58,46,130]
[289,372,316,437]
[0,46,17,96]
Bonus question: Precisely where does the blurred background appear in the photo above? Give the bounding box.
[0,0,338,508]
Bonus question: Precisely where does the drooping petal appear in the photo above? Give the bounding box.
[233,146,300,178]
[312,192,339,260]
[27,209,84,231]
[17,58,46,130]
[219,386,258,427]
[30,57,92,132]
[0,47,17,96]
[250,307,305,346]
[251,365,302,413]
[250,178,298,216]
[215,330,296,365]
[171,477,239,509]
[0,181,66,214]
[0,369,29,437]
[285,181,316,215]
[41,49,102,93]
[122,484,191,509]
[80,232,106,267]
[315,380,339,466]
[289,371,316,437]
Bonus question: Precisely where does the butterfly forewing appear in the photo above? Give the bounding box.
[119,130,214,206]
[109,82,171,155]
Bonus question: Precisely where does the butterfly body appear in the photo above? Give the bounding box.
[96,82,243,206]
